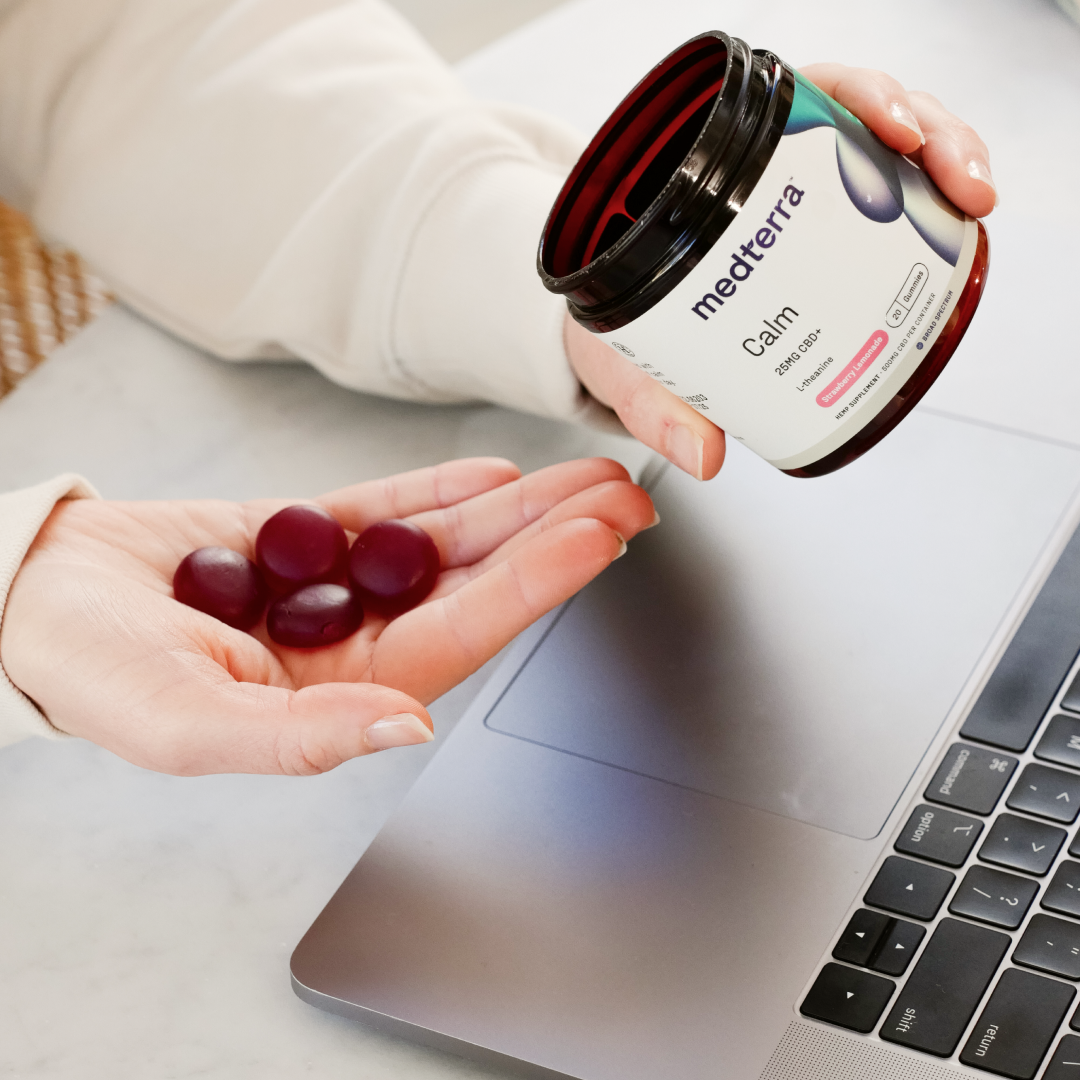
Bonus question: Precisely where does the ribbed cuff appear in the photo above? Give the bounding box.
[0,473,100,748]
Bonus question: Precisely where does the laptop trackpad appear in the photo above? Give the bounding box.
[485,411,1080,839]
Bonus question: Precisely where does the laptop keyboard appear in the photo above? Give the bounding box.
[800,520,1080,1078]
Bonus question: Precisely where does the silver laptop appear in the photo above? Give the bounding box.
[289,3,1080,1077]
[290,394,1080,1080]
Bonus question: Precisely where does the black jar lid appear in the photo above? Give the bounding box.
[538,31,794,334]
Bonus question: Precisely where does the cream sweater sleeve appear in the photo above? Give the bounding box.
[0,0,608,423]
[0,475,98,749]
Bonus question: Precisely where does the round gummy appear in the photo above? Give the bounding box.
[347,520,440,618]
[173,546,267,630]
[266,584,365,649]
[255,504,349,594]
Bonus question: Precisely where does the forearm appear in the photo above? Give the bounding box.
[0,0,594,420]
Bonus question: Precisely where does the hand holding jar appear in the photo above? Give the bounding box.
[561,57,996,481]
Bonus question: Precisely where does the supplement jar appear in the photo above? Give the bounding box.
[538,32,989,476]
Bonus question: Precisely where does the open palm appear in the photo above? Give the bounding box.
[1,457,654,776]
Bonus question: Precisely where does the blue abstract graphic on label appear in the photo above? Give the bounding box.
[785,73,966,266]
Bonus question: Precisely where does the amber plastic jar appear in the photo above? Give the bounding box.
[538,32,988,477]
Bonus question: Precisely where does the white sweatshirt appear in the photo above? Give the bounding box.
[0,0,598,747]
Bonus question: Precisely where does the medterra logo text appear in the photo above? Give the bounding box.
[691,184,805,321]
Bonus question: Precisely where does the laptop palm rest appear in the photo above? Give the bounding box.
[487,411,1080,839]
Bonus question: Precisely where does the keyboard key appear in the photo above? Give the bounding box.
[1007,764,1080,824]
[960,967,1075,1078]
[870,919,926,977]
[949,866,1039,930]
[1014,914,1080,980]
[1070,832,1080,860]
[1037,715,1080,769]
[1044,1035,1080,1080]
[978,813,1066,876]
[894,804,983,867]
[1044,861,1080,919]
[1063,671,1080,714]
[925,744,1017,815]
[832,909,890,966]
[959,529,1080,753]
[880,918,1010,1056]
[864,856,955,921]
[800,963,894,1033]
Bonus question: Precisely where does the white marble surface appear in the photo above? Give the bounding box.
[2,1,1079,1077]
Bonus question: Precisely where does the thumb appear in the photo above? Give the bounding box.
[101,678,433,777]
[269,682,435,775]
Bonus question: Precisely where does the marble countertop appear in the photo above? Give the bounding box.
[3,1,1078,1076]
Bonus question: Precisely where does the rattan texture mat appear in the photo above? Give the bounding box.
[0,201,112,401]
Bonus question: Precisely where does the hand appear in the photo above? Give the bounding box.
[0,457,655,776]
[798,63,997,216]
[566,63,996,482]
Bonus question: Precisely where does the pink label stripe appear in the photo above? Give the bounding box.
[816,331,890,407]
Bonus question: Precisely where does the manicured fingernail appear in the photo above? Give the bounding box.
[613,532,628,559]
[668,424,705,481]
[967,158,999,207]
[647,510,661,529]
[888,101,925,145]
[365,714,434,751]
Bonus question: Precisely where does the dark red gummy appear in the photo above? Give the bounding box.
[255,504,348,594]
[173,546,267,630]
[345,520,438,617]
[266,584,364,648]
[347,520,440,618]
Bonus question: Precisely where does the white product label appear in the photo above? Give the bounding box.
[600,75,979,470]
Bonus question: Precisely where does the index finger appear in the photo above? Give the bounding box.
[800,63,996,218]
[907,90,997,218]
[315,457,521,533]
[800,63,927,155]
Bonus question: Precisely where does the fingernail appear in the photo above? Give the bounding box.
[668,424,705,481]
[365,714,434,751]
[888,101,925,145]
[967,158,999,207]
[647,510,661,529]
[613,532,628,559]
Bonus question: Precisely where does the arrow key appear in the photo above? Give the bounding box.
[800,963,895,1033]
[870,918,926,977]
[864,856,955,920]
[979,812,1066,875]
[1008,763,1080,824]
[832,908,891,966]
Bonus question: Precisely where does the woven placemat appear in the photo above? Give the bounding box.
[0,200,112,401]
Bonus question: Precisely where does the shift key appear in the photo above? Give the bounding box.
[880,918,1010,1056]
